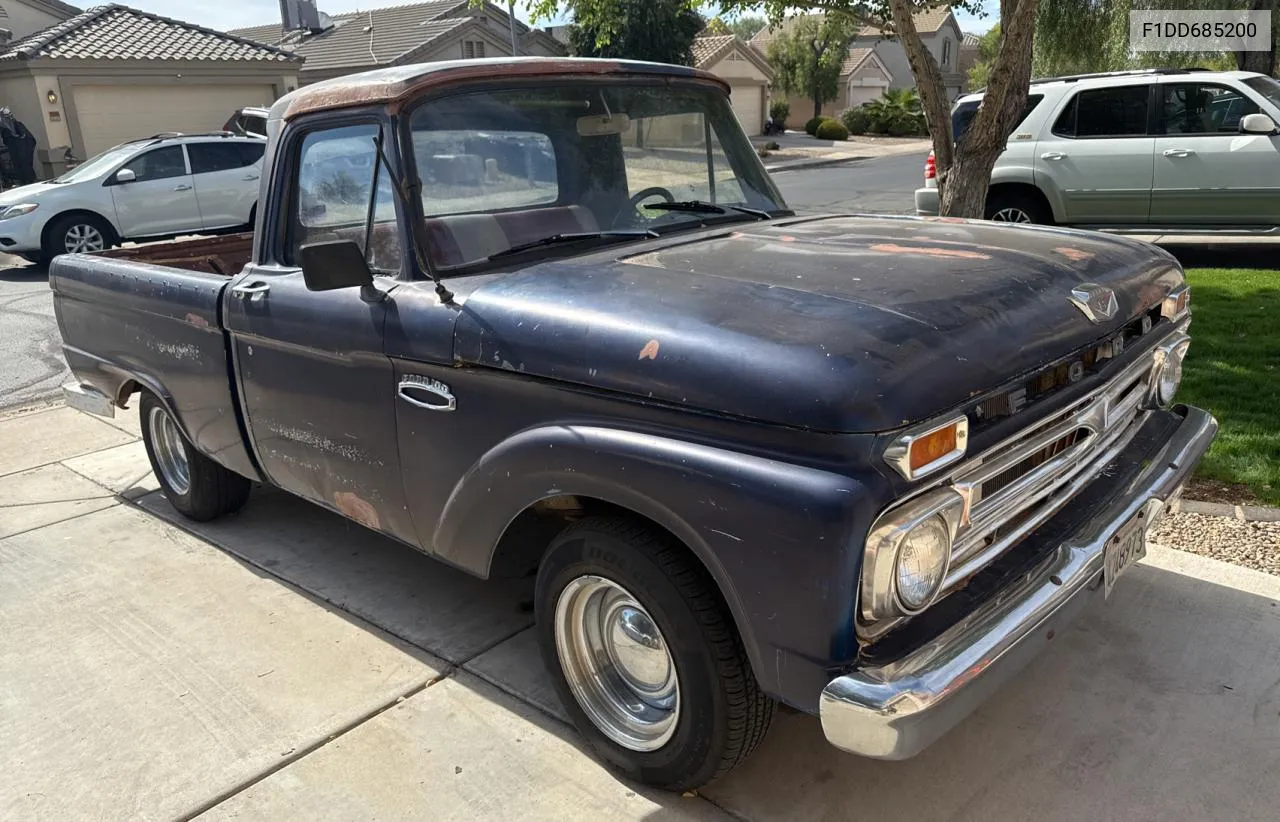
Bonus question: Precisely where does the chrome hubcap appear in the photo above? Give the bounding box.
[148,406,190,496]
[64,223,105,253]
[554,575,679,751]
[991,207,1032,223]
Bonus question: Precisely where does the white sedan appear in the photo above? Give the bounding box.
[0,133,264,265]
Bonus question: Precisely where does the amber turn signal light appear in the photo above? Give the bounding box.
[884,416,970,481]
[910,425,959,473]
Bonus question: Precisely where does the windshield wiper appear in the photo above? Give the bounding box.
[489,230,658,261]
[644,201,773,220]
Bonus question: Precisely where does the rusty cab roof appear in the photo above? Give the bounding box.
[273,56,730,122]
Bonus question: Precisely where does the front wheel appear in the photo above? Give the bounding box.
[536,517,774,791]
[41,213,115,265]
[140,393,251,521]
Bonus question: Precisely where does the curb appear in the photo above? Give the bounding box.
[1170,497,1280,523]
[764,155,868,174]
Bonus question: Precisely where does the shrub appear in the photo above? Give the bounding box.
[768,100,790,129]
[764,140,780,150]
[803,115,828,136]
[815,119,849,141]
[841,107,871,135]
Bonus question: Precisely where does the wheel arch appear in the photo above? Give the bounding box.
[432,423,876,704]
[986,182,1057,223]
[41,208,120,249]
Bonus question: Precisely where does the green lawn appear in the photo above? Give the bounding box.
[1180,268,1280,505]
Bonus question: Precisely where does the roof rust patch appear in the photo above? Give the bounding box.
[282,58,729,121]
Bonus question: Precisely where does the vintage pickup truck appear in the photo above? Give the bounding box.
[53,58,1216,790]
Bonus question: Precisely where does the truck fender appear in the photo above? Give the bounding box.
[432,424,876,700]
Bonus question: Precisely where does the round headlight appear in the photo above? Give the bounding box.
[894,515,951,613]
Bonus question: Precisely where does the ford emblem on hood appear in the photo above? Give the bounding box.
[1069,283,1118,323]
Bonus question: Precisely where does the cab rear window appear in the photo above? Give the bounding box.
[951,94,1043,143]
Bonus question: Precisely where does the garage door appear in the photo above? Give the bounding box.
[729,84,764,136]
[73,84,275,155]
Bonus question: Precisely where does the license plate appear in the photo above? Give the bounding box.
[1104,509,1149,599]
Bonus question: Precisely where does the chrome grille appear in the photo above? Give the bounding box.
[942,356,1152,590]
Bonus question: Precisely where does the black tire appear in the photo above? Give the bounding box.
[41,212,116,266]
[139,393,251,522]
[984,189,1051,225]
[536,516,774,791]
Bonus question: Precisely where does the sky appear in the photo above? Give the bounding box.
[134,1,999,36]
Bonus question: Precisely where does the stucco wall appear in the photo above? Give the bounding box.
[4,1,71,41]
[706,51,770,84]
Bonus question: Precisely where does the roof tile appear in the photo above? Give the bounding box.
[0,3,300,62]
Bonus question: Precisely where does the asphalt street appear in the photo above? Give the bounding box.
[0,153,927,411]
[773,151,927,214]
[0,256,65,411]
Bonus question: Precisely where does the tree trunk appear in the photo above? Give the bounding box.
[889,0,1037,218]
[1235,0,1276,75]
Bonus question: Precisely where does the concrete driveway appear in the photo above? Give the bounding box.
[3,404,1279,821]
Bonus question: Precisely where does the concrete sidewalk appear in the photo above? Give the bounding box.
[758,133,929,173]
[4,402,1280,820]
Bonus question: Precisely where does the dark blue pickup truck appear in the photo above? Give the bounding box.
[52,58,1216,790]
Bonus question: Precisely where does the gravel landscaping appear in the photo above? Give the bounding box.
[1152,511,1280,576]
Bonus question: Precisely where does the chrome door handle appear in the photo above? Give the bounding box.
[1163,148,1195,158]
[230,281,270,302]
[1040,151,1067,160]
[397,376,455,412]
[172,184,193,191]
[242,174,260,181]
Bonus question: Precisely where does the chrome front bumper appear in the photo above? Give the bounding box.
[820,404,1217,760]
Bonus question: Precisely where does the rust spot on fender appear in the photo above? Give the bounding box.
[869,243,991,260]
[1054,247,1095,262]
[334,492,381,530]
[638,339,660,360]
[185,312,209,328]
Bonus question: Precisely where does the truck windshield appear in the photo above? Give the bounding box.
[407,82,787,269]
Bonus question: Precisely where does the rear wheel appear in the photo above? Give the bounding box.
[41,213,115,265]
[536,516,774,791]
[984,189,1051,225]
[140,393,251,521]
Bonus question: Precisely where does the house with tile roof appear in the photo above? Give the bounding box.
[691,34,775,135]
[229,1,566,86]
[0,3,300,178]
[851,6,966,101]
[750,6,964,120]
[749,16,895,122]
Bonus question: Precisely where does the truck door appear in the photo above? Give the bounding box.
[223,120,417,544]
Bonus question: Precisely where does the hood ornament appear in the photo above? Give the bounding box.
[1069,283,1118,323]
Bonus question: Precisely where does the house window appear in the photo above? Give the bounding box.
[463,40,486,59]
[941,39,951,70]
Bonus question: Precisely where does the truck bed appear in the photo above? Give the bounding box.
[98,232,254,277]
[51,235,261,482]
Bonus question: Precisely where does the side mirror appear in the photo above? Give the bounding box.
[114,168,136,184]
[1240,113,1278,135]
[299,239,384,303]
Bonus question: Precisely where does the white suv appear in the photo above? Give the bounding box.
[915,68,1280,230]
[0,133,264,265]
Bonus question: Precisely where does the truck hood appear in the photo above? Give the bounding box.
[454,215,1183,432]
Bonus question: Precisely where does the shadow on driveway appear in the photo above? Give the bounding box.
[137,483,1280,821]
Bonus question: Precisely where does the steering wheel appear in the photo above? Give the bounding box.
[628,186,676,212]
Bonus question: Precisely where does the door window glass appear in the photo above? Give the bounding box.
[1163,83,1260,134]
[189,142,265,174]
[1052,86,1150,138]
[121,145,187,181]
[953,94,1043,143]
[291,123,401,272]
